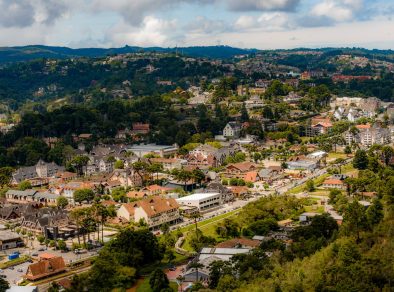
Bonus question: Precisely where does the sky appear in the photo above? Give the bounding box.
[0,0,393,49]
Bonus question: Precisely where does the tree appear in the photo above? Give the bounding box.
[192,168,205,185]
[18,180,32,191]
[305,179,315,192]
[240,102,249,122]
[366,199,383,228]
[0,167,13,188]
[344,145,352,154]
[0,277,10,292]
[217,274,239,292]
[70,155,90,176]
[114,160,124,169]
[73,189,95,205]
[353,149,368,170]
[56,196,69,209]
[382,146,394,166]
[149,268,169,292]
[57,239,67,251]
[343,201,368,241]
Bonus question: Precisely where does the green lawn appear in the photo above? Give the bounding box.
[181,212,238,252]
[287,173,330,195]
[136,277,178,292]
[304,205,325,213]
[178,209,239,233]
[327,152,347,159]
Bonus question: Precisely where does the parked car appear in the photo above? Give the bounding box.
[38,248,46,252]
[0,275,6,279]
[17,268,23,272]
[8,267,14,270]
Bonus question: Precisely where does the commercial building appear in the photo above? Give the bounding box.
[0,230,23,250]
[176,192,222,211]
[126,144,178,158]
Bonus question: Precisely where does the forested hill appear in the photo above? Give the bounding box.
[0,45,258,63]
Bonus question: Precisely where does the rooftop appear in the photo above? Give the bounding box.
[176,192,220,202]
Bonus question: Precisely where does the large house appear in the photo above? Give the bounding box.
[5,190,59,206]
[343,124,391,147]
[223,122,241,139]
[225,162,260,176]
[117,196,180,229]
[12,160,64,184]
[187,144,237,168]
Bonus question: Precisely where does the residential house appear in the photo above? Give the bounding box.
[226,162,260,176]
[322,178,346,190]
[187,144,237,168]
[133,197,180,229]
[12,160,65,184]
[223,122,242,139]
[132,123,150,135]
[149,157,186,171]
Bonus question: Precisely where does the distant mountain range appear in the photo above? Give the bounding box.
[0,45,259,63]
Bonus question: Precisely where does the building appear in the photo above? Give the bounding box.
[0,230,23,250]
[187,144,237,168]
[287,160,318,171]
[24,256,66,281]
[127,144,178,158]
[5,190,60,206]
[225,162,260,176]
[12,160,64,184]
[176,192,222,211]
[223,122,241,139]
[149,158,186,171]
[322,178,346,190]
[118,197,180,229]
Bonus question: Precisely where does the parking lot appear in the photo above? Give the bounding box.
[0,261,31,285]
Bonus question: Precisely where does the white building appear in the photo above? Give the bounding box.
[223,122,241,139]
[176,192,222,211]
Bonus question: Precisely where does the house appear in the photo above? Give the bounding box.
[149,158,186,171]
[227,186,250,198]
[117,203,136,222]
[132,123,150,135]
[187,144,237,168]
[322,178,346,190]
[142,184,172,196]
[0,230,23,250]
[343,124,391,147]
[244,171,261,183]
[223,122,241,139]
[5,190,59,207]
[245,95,264,109]
[118,197,180,228]
[12,160,65,184]
[226,162,259,175]
[311,120,332,135]
[299,212,319,223]
[133,197,180,229]
[24,256,66,281]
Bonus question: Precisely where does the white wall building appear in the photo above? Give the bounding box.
[176,192,222,211]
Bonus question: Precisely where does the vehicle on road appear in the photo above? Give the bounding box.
[17,268,23,272]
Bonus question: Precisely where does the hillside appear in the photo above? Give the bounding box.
[0,45,258,63]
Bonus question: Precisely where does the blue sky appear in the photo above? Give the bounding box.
[0,0,393,49]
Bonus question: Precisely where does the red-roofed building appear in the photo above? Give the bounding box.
[322,178,346,190]
[244,171,261,183]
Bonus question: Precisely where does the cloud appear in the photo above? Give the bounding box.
[92,0,211,26]
[186,16,228,34]
[235,12,293,31]
[226,0,300,12]
[0,0,71,28]
[0,0,35,27]
[107,16,180,47]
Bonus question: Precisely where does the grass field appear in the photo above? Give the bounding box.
[181,211,238,252]
[179,209,239,233]
[0,255,30,269]
[287,173,330,195]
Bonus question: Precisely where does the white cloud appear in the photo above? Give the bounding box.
[234,15,257,30]
[107,16,179,47]
[226,0,300,12]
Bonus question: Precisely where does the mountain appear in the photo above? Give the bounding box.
[0,45,258,63]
